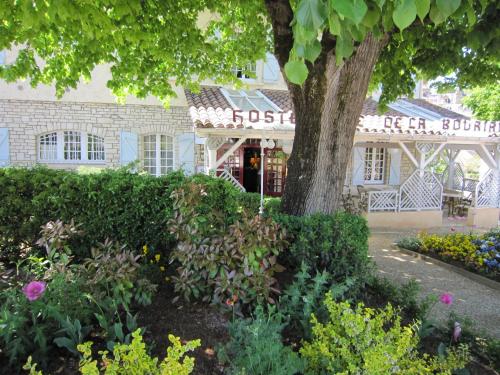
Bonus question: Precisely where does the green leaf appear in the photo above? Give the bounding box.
[330,0,368,25]
[429,4,446,24]
[296,0,328,30]
[362,7,380,28]
[284,60,309,85]
[304,40,322,62]
[328,12,342,35]
[335,34,354,65]
[415,0,431,21]
[436,0,461,18]
[393,0,417,30]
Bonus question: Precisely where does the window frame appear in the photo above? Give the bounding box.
[37,131,106,164]
[363,147,386,185]
[232,62,257,82]
[142,134,175,177]
[220,88,282,112]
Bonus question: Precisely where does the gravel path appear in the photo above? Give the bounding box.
[369,231,500,339]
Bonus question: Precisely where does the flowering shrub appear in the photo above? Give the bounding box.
[300,293,470,374]
[23,329,200,375]
[473,228,500,272]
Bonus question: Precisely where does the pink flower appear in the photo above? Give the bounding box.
[452,322,462,342]
[439,293,453,305]
[22,281,46,301]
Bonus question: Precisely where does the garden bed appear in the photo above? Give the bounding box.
[397,230,500,283]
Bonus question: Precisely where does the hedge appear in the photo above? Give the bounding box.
[0,167,241,260]
[0,168,371,284]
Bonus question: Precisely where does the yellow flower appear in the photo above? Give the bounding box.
[160,266,165,272]
[164,276,170,282]
[155,254,161,262]
[142,245,148,255]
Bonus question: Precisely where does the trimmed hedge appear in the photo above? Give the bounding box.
[1,168,371,286]
[0,167,241,260]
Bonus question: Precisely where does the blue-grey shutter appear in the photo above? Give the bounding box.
[0,128,10,167]
[389,148,402,185]
[0,51,5,65]
[177,133,195,175]
[352,147,365,185]
[120,131,138,165]
[263,53,280,82]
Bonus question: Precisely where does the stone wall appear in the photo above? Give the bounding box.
[0,99,194,170]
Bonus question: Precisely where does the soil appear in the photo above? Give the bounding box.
[137,283,229,375]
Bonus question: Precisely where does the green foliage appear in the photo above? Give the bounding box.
[397,236,423,251]
[279,262,358,339]
[169,182,286,309]
[0,220,156,369]
[462,83,500,120]
[300,292,470,374]
[275,212,371,283]
[0,0,496,103]
[24,330,201,375]
[0,167,240,262]
[218,306,304,375]
[366,277,436,321]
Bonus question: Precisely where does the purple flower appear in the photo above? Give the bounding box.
[439,293,453,305]
[22,281,47,301]
[452,322,462,342]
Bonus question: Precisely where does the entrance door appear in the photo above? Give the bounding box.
[217,143,287,196]
[243,147,260,193]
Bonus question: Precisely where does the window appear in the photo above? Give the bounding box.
[39,132,58,161]
[387,99,443,121]
[143,134,174,176]
[364,147,385,184]
[232,63,256,79]
[38,131,105,162]
[221,89,280,112]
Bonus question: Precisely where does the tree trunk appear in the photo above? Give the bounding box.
[265,0,387,216]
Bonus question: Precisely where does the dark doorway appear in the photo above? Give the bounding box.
[243,147,260,193]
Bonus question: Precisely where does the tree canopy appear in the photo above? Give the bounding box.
[0,0,498,107]
[462,83,500,120]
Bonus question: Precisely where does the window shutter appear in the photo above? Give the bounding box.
[177,133,195,175]
[120,131,138,165]
[0,128,9,167]
[389,148,402,185]
[352,147,365,185]
[0,51,5,65]
[263,53,280,82]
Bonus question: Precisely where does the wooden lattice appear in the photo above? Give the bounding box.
[441,163,466,191]
[367,190,398,212]
[416,142,434,155]
[475,170,500,208]
[216,168,246,192]
[399,171,443,211]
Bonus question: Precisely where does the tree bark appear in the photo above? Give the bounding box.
[265,0,388,216]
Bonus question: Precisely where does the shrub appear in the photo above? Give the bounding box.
[300,293,470,375]
[23,329,200,375]
[396,236,422,252]
[0,167,241,262]
[275,212,371,283]
[235,192,282,216]
[218,306,304,375]
[169,182,286,309]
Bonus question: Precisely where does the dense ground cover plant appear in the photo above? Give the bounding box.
[218,306,304,375]
[275,212,371,284]
[0,220,156,369]
[300,293,470,375]
[0,167,242,262]
[24,329,200,375]
[169,182,286,309]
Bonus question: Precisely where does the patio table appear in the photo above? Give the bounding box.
[443,189,463,216]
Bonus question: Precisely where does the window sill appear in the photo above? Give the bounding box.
[38,160,107,165]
